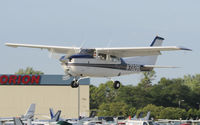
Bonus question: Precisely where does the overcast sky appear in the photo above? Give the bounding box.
[0,0,199,86]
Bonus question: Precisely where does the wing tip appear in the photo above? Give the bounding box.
[5,43,18,48]
[179,47,192,51]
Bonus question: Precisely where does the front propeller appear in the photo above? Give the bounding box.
[59,56,69,63]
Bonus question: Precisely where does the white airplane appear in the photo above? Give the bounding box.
[5,36,191,89]
[0,103,35,122]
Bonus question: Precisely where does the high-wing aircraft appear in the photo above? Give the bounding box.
[5,36,191,89]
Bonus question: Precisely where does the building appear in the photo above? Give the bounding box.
[0,74,90,119]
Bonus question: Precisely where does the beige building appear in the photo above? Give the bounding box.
[0,75,90,119]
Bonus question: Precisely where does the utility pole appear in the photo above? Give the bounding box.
[179,100,184,108]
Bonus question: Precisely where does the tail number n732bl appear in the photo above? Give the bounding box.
[126,64,141,72]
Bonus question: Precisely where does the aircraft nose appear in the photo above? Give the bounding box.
[59,56,68,63]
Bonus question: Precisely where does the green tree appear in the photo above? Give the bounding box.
[183,74,200,90]
[90,85,98,109]
[138,70,156,88]
[159,107,186,119]
[90,81,119,110]
[137,104,164,119]
[15,67,44,75]
[98,102,129,117]
[152,77,193,109]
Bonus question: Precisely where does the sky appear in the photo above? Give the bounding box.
[0,0,199,86]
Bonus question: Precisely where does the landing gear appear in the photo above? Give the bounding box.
[113,81,121,89]
[71,80,79,88]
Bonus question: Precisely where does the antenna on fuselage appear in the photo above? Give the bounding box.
[106,40,112,59]
[80,40,86,49]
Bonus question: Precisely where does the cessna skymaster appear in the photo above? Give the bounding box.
[5,36,191,89]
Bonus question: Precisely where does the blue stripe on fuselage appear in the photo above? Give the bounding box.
[69,54,93,59]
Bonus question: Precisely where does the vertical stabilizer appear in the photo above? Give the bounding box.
[150,36,164,46]
[51,110,61,122]
[14,118,24,125]
[49,108,55,119]
[22,104,36,119]
[144,111,151,120]
[123,36,164,65]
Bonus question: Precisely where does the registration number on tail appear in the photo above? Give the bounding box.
[126,64,141,71]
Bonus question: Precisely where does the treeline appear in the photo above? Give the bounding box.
[90,71,200,119]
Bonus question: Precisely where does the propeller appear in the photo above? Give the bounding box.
[48,48,61,60]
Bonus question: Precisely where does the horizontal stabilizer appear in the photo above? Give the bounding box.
[143,65,180,68]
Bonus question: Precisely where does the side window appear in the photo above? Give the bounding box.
[98,53,107,60]
[110,55,120,62]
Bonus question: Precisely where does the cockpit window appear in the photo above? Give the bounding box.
[110,55,120,62]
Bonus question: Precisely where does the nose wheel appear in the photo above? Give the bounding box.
[71,80,79,88]
[113,81,121,89]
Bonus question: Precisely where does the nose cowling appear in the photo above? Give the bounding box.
[59,56,68,63]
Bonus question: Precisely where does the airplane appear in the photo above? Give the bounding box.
[0,104,35,122]
[49,108,62,122]
[131,111,151,120]
[13,117,24,125]
[9,110,62,125]
[5,36,191,89]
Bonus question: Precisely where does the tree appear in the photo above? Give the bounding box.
[137,104,164,119]
[138,70,156,89]
[183,74,200,90]
[89,72,200,118]
[98,102,129,117]
[15,67,44,75]
[159,107,186,119]
[90,81,119,110]
[90,85,98,109]
[152,77,194,109]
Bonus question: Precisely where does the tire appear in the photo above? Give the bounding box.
[113,81,121,89]
[71,80,79,88]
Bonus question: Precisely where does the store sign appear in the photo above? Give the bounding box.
[0,74,89,85]
[0,75,40,85]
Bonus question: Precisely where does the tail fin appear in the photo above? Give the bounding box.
[132,115,137,120]
[49,108,55,119]
[150,36,164,47]
[89,111,97,118]
[144,111,151,120]
[138,112,144,118]
[22,104,35,119]
[14,118,24,125]
[123,36,164,65]
[146,36,164,65]
[51,110,61,122]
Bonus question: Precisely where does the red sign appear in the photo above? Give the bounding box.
[0,75,41,85]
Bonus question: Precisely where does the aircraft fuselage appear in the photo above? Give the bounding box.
[60,55,152,78]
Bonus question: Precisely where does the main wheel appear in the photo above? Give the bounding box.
[71,80,79,88]
[113,81,121,89]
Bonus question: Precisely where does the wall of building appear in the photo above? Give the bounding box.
[0,85,89,119]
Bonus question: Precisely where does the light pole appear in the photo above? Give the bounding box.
[179,100,184,108]
[78,85,81,120]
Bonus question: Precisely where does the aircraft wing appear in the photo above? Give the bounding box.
[0,117,13,122]
[96,46,191,57]
[5,43,80,55]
